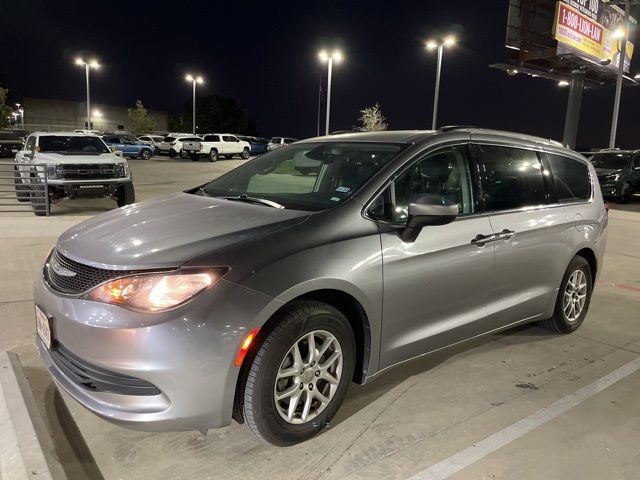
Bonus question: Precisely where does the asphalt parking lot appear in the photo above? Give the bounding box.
[1,156,640,479]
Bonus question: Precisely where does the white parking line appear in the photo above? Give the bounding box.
[407,356,640,480]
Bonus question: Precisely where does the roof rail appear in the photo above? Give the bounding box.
[437,125,477,132]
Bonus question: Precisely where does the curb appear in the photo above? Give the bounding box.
[0,351,54,480]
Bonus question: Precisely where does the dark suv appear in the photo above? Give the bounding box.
[591,150,640,203]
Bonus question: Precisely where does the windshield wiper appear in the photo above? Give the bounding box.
[222,194,285,209]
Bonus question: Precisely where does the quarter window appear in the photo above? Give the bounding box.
[476,145,547,211]
[546,154,591,202]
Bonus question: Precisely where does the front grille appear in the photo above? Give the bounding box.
[44,249,134,295]
[59,164,116,180]
[50,343,161,396]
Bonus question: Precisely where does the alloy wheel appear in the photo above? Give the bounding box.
[563,269,587,322]
[273,330,343,425]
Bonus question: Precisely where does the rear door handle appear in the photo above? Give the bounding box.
[471,233,497,246]
[496,229,516,241]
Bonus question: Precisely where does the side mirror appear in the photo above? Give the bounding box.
[113,150,124,158]
[400,194,458,243]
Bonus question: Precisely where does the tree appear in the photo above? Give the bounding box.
[128,100,155,135]
[358,103,388,132]
[0,88,12,129]
[178,94,258,135]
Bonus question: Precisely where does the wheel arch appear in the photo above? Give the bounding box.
[574,247,597,279]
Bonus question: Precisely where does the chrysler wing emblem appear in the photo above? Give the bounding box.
[51,260,77,277]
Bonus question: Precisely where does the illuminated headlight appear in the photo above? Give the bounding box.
[45,164,60,179]
[83,269,227,312]
[114,163,129,178]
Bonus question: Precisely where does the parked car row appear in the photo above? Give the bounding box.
[161,133,252,161]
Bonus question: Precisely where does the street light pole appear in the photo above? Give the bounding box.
[85,64,91,129]
[325,57,333,136]
[432,44,443,130]
[318,49,343,135]
[426,36,456,130]
[316,74,322,137]
[609,2,631,148]
[75,58,100,130]
[185,74,204,134]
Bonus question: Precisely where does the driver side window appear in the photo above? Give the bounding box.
[369,145,475,222]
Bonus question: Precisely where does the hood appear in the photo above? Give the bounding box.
[56,193,309,269]
[595,168,622,177]
[36,152,123,165]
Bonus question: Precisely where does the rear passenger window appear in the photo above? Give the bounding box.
[546,154,591,202]
[475,145,547,211]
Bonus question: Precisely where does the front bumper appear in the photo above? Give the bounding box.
[34,273,276,432]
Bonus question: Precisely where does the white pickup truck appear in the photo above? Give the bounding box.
[181,133,251,162]
[14,132,134,216]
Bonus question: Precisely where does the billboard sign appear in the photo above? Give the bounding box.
[553,0,636,72]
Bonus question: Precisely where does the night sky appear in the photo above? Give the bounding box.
[2,0,638,148]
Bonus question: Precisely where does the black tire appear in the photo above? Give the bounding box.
[239,301,355,446]
[209,149,218,162]
[224,154,233,159]
[298,168,310,176]
[241,148,250,159]
[140,149,151,160]
[616,182,632,204]
[180,149,189,159]
[169,148,177,158]
[30,188,48,216]
[14,167,30,202]
[115,183,135,207]
[540,255,593,333]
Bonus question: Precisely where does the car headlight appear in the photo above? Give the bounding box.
[46,164,60,179]
[83,269,227,312]
[114,163,129,178]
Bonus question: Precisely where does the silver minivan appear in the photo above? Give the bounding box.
[35,128,607,446]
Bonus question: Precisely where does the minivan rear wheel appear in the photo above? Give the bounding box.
[239,301,355,446]
[540,256,592,333]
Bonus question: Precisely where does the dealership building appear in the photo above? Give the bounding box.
[20,97,169,133]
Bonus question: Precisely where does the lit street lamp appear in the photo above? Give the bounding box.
[185,74,204,134]
[15,103,24,129]
[318,49,343,135]
[75,58,100,129]
[425,35,456,130]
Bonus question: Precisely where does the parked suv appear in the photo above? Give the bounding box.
[159,135,202,158]
[102,134,154,160]
[591,149,640,203]
[268,136,297,151]
[137,135,165,155]
[34,128,606,445]
[15,132,134,215]
[182,133,251,161]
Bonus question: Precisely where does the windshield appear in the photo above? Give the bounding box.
[591,153,630,170]
[200,142,403,211]
[39,136,110,154]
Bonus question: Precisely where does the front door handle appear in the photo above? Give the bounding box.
[496,229,516,241]
[471,233,497,247]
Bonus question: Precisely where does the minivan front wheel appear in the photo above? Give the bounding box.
[240,301,355,446]
[541,256,592,333]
